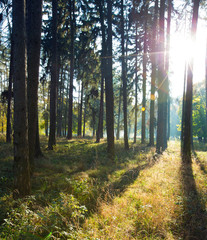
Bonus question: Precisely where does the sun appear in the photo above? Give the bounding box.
[169,27,206,98]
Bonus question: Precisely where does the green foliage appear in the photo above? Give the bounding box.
[0,193,87,239]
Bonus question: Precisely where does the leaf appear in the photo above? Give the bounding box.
[44,232,52,240]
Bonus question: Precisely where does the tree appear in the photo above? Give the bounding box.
[67,0,75,140]
[141,3,148,144]
[26,0,43,172]
[48,0,58,150]
[156,0,166,154]
[121,0,129,150]
[205,38,207,142]
[105,0,115,158]
[13,0,30,198]
[182,0,200,162]
[96,0,105,143]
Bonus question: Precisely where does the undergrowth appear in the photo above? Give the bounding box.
[0,138,207,239]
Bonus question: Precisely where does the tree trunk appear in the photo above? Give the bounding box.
[26,0,42,172]
[83,99,86,137]
[205,39,207,142]
[105,0,115,159]
[96,0,105,143]
[6,32,13,143]
[121,0,129,150]
[78,81,83,137]
[48,0,58,150]
[149,0,158,146]
[142,13,147,144]
[35,118,43,157]
[182,0,200,162]
[156,0,165,153]
[57,66,63,137]
[13,0,31,198]
[67,0,75,140]
[116,87,121,140]
[134,23,138,144]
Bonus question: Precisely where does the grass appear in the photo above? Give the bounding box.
[0,136,207,239]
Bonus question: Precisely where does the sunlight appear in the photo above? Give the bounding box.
[169,22,206,98]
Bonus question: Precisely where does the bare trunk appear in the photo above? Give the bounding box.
[78,81,83,136]
[182,0,200,162]
[142,18,147,144]
[6,33,13,143]
[121,0,129,150]
[116,87,121,140]
[134,23,138,144]
[27,0,42,171]
[105,0,115,159]
[67,0,75,140]
[13,0,31,198]
[149,0,158,146]
[48,0,58,150]
[156,0,165,153]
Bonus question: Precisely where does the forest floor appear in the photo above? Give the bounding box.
[0,136,207,239]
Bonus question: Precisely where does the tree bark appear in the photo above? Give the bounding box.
[205,39,207,142]
[67,0,75,140]
[6,32,13,143]
[26,0,42,172]
[13,0,31,198]
[142,11,147,144]
[134,23,138,144]
[182,0,200,162]
[96,0,105,143]
[121,0,129,150]
[78,81,83,137]
[48,0,58,150]
[149,0,158,146]
[105,0,115,159]
[116,87,121,140]
[156,0,165,153]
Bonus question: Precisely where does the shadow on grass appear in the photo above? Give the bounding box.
[193,152,207,175]
[32,139,156,212]
[180,158,207,239]
[106,154,160,198]
[193,142,207,152]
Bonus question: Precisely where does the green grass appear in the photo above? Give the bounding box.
[0,137,207,239]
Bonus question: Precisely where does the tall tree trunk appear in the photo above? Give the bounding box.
[121,0,129,150]
[182,0,200,162]
[48,0,58,150]
[83,99,86,137]
[27,0,42,172]
[181,63,187,151]
[116,87,121,140]
[142,12,147,144]
[13,0,30,198]
[6,33,13,143]
[67,0,75,140]
[166,0,172,142]
[105,0,115,159]
[156,0,165,153]
[134,23,138,144]
[78,81,83,137]
[96,0,105,143]
[57,66,63,137]
[205,39,207,142]
[149,0,158,146]
[35,118,43,157]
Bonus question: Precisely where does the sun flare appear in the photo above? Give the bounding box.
[169,26,206,97]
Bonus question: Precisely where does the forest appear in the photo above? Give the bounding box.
[0,0,207,239]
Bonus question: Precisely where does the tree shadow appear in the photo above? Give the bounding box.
[192,152,207,176]
[193,142,207,152]
[180,158,207,239]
